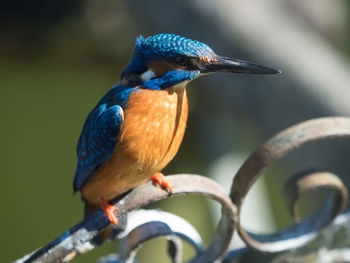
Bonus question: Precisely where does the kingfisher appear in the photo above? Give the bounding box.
[73,33,279,225]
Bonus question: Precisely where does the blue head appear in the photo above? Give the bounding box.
[121,34,279,90]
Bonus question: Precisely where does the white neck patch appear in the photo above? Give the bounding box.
[140,69,156,81]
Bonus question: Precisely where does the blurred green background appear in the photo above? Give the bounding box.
[2,1,350,262]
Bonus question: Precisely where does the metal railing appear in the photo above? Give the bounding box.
[15,117,350,263]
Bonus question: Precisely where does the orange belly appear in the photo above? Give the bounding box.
[81,86,188,205]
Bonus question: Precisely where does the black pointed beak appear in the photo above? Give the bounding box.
[200,56,281,74]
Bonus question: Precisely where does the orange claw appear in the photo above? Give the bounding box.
[151,172,172,193]
[100,197,118,224]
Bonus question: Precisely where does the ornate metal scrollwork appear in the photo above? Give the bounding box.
[15,117,350,263]
[230,117,350,253]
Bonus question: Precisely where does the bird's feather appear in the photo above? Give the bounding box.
[73,84,137,191]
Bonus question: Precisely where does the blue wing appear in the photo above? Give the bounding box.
[73,84,137,191]
[73,104,123,191]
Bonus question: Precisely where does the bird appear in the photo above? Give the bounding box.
[73,33,280,226]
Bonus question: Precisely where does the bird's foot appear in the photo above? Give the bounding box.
[151,172,172,193]
[100,197,118,224]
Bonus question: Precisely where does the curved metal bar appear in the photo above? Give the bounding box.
[118,210,203,262]
[23,175,235,263]
[119,221,183,263]
[111,175,236,263]
[284,171,348,223]
[118,209,203,250]
[168,237,183,263]
[230,117,350,252]
[221,208,350,262]
[242,196,342,252]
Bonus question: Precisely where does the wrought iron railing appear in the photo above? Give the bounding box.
[15,117,350,263]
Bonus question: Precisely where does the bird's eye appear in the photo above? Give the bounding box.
[175,56,191,66]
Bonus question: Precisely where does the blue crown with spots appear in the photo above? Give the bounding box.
[141,33,214,59]
[122,34,215,76]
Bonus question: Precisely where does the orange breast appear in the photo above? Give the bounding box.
[81,86,188,205]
